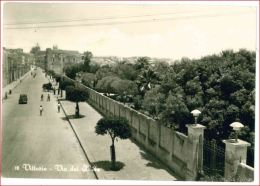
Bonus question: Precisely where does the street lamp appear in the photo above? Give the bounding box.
[191,109,201,124]
[230,121,244,143]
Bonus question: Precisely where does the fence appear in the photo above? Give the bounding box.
[203,139,225,177]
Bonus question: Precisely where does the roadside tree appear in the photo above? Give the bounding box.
[95,117,131,170]
[65,86,89,118]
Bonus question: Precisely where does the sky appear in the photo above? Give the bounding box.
[2,1,258,60]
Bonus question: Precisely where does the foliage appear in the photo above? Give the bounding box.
[54,74,62,83]
[111,79,138,96]
[95,76,120,93]
[81,73,97,88]
[134,57,150,70]
[113,61,138,81]
[65,86,89,102]
[59,79,75,90]
[136,68,160,97]
[143,86,165,119]
[95,116,131,143]
[46,70,56,77]
[95,65,115,80]
[64,64,81,79]
[82,51,93,72]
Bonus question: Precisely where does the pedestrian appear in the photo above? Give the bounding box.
[40,105,43,116]
[53,89,56,95]
[57,103,61,113]
[47,94,50,101]
[41,94,44,101]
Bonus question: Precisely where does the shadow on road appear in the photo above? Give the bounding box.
[61,114,85,120]
[92,161,125,171]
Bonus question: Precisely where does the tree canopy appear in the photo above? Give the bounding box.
[59,79,75,90]
[95,117,131,142]
[65,86,89,103]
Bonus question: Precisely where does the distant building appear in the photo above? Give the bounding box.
[33,46,83,74]
[35,50,47,70]
[2,48,33,87]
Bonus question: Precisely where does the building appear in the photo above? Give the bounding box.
[2,48,33,87]
[45,46,83,74]
[35,50,46,70]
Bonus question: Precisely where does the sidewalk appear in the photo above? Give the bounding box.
[60,100,179,181]
[2,71,31,100]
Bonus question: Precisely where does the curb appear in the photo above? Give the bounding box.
[58,99,104,180]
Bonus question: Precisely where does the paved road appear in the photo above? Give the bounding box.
[2,69,96,179]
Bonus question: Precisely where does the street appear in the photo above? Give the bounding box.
[2,69,97,179]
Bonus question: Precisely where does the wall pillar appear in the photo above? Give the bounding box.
[185,124,206,181]
[145,118,150,148]
[222,139,250,180]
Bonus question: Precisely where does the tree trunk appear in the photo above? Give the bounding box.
[75,102,80,118]
[61,89,63,98]
[110,139,116,170]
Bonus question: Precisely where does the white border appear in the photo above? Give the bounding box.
[1,1,259,185]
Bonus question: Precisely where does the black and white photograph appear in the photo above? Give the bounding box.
[1,1,259,185]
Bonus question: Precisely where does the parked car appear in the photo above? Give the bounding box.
[42,83,53,92]
[19,94,28,104]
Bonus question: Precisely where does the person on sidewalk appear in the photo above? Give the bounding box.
[40,105,43,116]
[41,94,44,101]
[57,103,61,113]
[47,94,50,101]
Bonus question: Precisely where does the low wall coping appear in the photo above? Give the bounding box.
[239,163,254,171]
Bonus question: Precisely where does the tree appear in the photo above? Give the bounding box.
[59,79,74,97]
[81,73,97,88]
[111,79,138,96]
[95,76,120,93]
[54,74,62,83]
[95,117,131,170]
[136,68,159,97]
[143,86,165,119]
[65,86,89,118]
[95,65,115,81]
[46,70,56,78]
[83,51,93,72]
[113,61,137,81]
[134,57,150,70]
[64,64,81,79]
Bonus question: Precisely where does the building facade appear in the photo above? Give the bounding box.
[34,46,83,74]
[35,50,47,70]
[2,48,34,87]
[46,47,83,74]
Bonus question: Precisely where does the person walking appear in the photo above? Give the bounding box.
[47,94,50,101]
[40,105,43,116]
[41,94,44,101]
[57,103,61,113]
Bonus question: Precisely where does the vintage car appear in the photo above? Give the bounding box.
[19,94,28,104]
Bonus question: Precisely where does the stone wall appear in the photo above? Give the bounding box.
[236,163,254,181]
